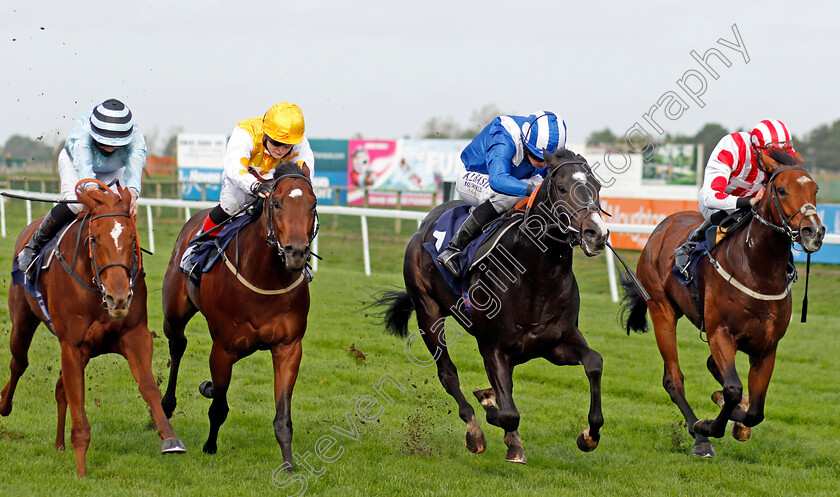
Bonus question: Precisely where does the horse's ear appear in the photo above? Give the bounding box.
[793,151,805,167]
[759,150,782,174]
[543,152,559,168]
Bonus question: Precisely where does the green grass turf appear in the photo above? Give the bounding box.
[0,202,837,496]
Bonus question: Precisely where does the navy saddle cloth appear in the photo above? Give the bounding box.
[422,204,512,297]
[181,212,257,284]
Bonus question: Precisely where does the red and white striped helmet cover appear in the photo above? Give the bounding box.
[750,119,791,148]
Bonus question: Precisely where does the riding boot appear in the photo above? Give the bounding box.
[437,201,499,277]
[674,217,714,279]
[17,210,65,280]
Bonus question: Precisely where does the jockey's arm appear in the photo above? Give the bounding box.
[289,137,315,181]
[485,141,529,197]
[223,126,260,193]
[699,138,745,212]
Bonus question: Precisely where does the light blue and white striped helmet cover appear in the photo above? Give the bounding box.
[521,111,565,159]
[89,99,135,147]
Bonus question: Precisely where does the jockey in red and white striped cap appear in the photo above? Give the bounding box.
[676,119,796,279]
[698,119,795,220]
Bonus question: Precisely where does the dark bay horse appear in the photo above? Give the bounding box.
[1,181,185,477]
[621,148,824,457]
[374,149,608,463]
[161,162,316,472]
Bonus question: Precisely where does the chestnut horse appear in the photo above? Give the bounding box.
[1,181,185,477]
[621,148,824,457]
[160,162,316,472]
[374,149,608,464]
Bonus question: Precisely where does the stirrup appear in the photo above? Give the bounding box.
[437,248,462,277]
[304,265,314,283]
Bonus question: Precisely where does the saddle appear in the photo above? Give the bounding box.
[423,204,521,299]
[180,212,258,284]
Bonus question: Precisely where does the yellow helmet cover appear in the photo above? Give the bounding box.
[263,102,305,145]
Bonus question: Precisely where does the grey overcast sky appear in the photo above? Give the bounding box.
[2,1,838,152]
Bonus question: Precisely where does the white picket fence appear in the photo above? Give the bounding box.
[2,189,837,303]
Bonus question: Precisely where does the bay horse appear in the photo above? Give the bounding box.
[620,148,825,457]
[374,149,608,463]
[160,161,316,472]
[0,180,185,477]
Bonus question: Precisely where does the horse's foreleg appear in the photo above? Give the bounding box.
[59,343,90,477]
[650,305,714,457]
[55,373,67,451]
[271,340,303,472]
[481,347,523,463]
[544,335,603,452]
[708,355,751,441]
[737,348,777,429]
[203,342,234,454]
[416,312,485,454]
[693,334,742,439]
[0,299,40,416]
[120,329,186,454]
[160,311,194,419]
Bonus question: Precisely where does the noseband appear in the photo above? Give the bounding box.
[262,173,319,261]
[55,211,142,305]
[751,165,818,243]
[529,160,606,246]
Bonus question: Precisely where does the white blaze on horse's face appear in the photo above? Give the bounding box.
[110,221,124,250]
[572,172,588,183]
[289,188,303,198]
[797,176,814,185]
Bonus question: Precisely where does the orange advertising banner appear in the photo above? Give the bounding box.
[601,197,698,250]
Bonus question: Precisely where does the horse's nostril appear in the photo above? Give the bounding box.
[802,227,814,237]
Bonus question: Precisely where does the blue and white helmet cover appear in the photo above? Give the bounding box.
[521,111,566,159]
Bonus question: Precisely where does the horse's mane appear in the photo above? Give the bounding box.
[766,147,798,166]
[273,161,306,178]
[554,147,588,164]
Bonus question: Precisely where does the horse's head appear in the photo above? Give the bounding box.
[265,162,318,272]
[757,148,824,252]
[539,150,609,256]
[76,180,141,319]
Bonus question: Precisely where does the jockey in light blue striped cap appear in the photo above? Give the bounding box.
[521,111,565,160]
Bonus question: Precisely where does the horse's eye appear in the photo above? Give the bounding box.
[777,186,787,196]
[557,185,567,194]
[273,199,281,208]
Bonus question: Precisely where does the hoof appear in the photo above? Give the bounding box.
[55,443,65,452]
[505,446,527,464]
[472,388,496,409]
[203,441,217,454]
[465,430,486,454]
[0,396,13,416]
[732,422,751,441]
[692,440,715,458]
[162,437,187,453]
[199,381,214,399]
[576,428,599,452]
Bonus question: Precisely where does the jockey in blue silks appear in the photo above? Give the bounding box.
[437,111,566,277]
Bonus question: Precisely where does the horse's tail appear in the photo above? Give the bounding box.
[369,289,415,337]
[619,272,649,335]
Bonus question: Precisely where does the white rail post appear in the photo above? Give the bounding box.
[26,199,32,225]
[606,249,619,303]
[361,215,371,276]
[1,196,6,237]
[146,204,155,254]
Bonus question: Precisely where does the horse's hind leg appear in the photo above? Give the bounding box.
[201,342,235,454]
[414,309,486,454]
[120,328,186,454]
[480,347,525,463]
[0,292,41,416]
[649,304,714,457]
[472,388,525,463]
[707,355,751,441]
[692,332,742,440]
[271,340,303,472]
[544,331,604,453]
[55,373,67,451]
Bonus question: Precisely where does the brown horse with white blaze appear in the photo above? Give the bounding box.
[0,181,185,477]
[621,148,824,457]
[160,161,316,472]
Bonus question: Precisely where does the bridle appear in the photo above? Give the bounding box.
[751,165,818,244]
[526,160,607,246]
[54,210,142,305]
[262,173,319,261]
